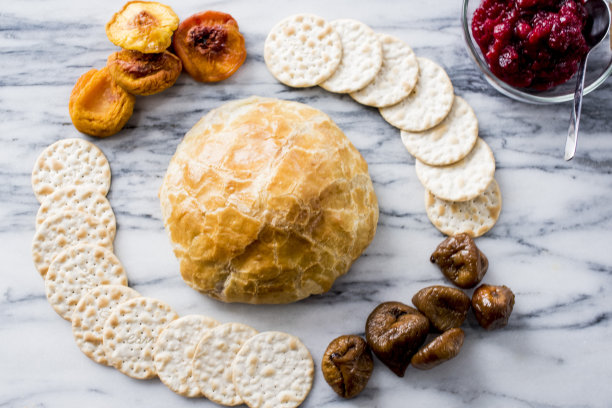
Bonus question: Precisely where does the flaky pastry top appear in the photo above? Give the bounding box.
[160,97,378,303]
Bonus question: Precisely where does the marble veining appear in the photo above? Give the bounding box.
[1,0,612,407]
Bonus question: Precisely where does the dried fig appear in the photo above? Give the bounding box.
[430,233,488,289]
[365,301,429,377]
[472,284,515,330]
[321,335,373,399]
[69,67,135,137]
[412,285,470,332]
[106,1,179,53]
[411,328,465,370]
[172,10,247,82]
[107,50,182,95]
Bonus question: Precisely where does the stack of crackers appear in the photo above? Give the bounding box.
[264,14,501,237]
[30,138,314,408]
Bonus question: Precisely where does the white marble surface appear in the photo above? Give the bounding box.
[2,0,612,407]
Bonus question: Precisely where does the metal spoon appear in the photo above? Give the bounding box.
[565,0,611,161]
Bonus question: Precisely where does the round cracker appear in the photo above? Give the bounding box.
[425,179,502,238]
[192,322,258,406]
[32,210,113,277]
[264,14,342,87]
[415,138,495,202]
[349,34,419,108]
[102,297,178,380]
[232,331,314,408]
[45,244,127,320]
[319,19,382,93]
[32,138,111,203]
[380,57,454,131]
[71,284,140,365]
[153,315,220,398]
[400,96,478,166]
[36,186,116,240]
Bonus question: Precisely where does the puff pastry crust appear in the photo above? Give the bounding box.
[159,97,378,303]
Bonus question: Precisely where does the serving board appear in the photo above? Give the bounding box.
[1,0,612,407]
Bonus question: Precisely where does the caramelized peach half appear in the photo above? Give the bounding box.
[107,50,182,95]
[69,67,135,137]
[106,1,179,54]
[172,11,247,82]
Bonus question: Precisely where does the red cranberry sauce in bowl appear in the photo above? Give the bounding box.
[472,0,590,90]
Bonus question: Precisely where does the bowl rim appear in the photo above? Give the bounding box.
[461,0,612,104]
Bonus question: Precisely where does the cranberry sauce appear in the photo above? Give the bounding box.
[472,0,589,90]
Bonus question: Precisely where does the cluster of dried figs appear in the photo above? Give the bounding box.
[69,1,247,138]
[321,233,515,399]
[430,233,515,330]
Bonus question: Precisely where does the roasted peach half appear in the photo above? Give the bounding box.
[69,67,135,137]
[172,11,247,82]
[106,1,179,54]
[107,50,182,95]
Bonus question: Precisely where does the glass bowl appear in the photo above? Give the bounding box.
[461,0,612,104]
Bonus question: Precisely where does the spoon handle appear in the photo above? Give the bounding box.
[565,56,588,161]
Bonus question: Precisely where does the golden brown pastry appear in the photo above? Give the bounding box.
[159,97,378,304]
